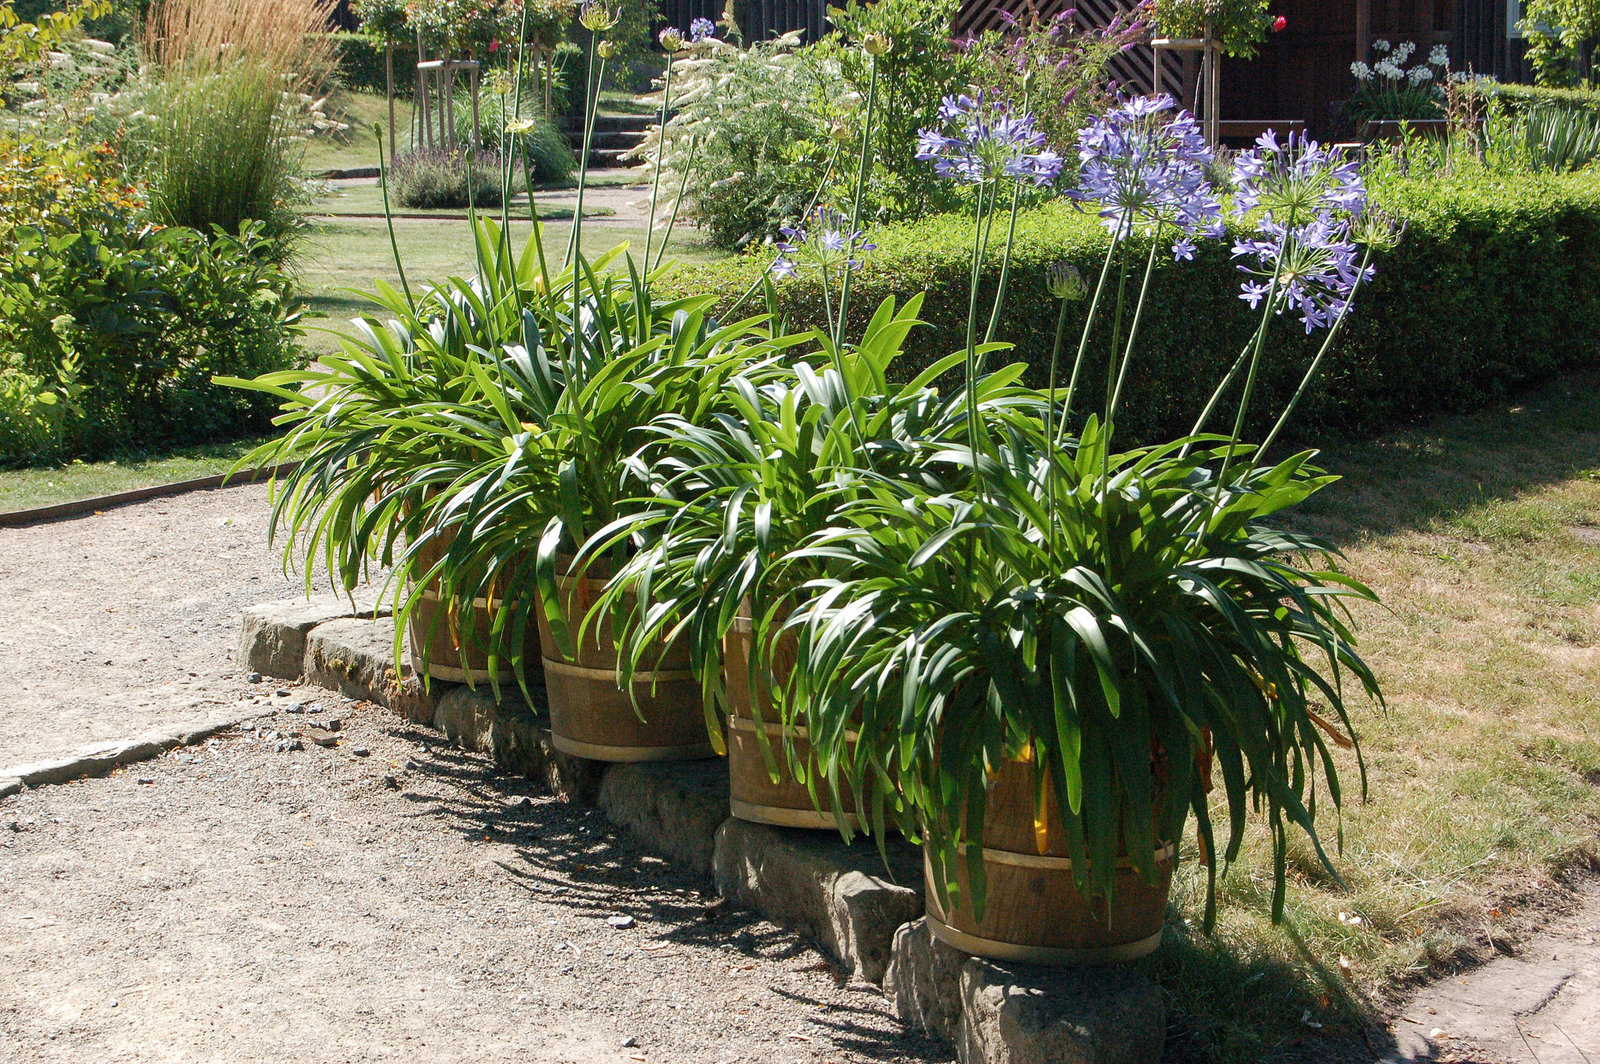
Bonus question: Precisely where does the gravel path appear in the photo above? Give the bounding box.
[0,484,333,767]
[0,485,947,1063]
[0,694,945,1064]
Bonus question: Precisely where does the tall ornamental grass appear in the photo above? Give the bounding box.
[140,0,335,248]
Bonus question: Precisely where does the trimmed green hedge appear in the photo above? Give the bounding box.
[1465,80,1600,118]
[666,170,1600,443]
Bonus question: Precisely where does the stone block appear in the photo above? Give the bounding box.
[959,960,1166,1064]
[303,616,437,723]
[886,918,1166,1064]
[599,760,730,878]
[239,595,387,680]
[713,818,923,983]
[433,685,603,802]
[0,777,22,799]
[3,739,166,787]
[885,917,968,1043]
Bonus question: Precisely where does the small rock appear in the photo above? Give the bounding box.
[620,1036,639,1048]
[136,777,155,785]
[305,728,339,748]
[517,797,533,809]
[286,739,304,752]
[108,999,117,1009]
[307,704,324,716]
[608,915,636,929]
[382,775,400,790]
[275,688,291,698]
[323,717,342,731]
[351,747,371,758]
[246,672,262,684]
[284,702,306,715]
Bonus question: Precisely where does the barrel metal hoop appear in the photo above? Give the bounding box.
[926,914,1164,965]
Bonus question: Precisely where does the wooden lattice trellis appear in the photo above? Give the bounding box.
[954,0,1201,107]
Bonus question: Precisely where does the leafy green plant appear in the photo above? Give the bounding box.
[462,70,575,181]
[1521,0,1600,86]
[1518,102,1600,170]
[1148,0,1278,57]
[0,216,300,463]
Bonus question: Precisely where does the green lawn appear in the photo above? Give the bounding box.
[1149,373,1600,1062]
[294,213,734,357]
[306,181,611,220]
[0,437,281,514]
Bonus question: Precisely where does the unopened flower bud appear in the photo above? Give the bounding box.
[597,40,618,59]
[579,2,617,32]
[830,121,853,144]
[1046,261,1088,301]
[658,26,685,53]
[863,33,893,57]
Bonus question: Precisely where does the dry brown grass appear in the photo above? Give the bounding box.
[1151,374,1600,1063]
[146,0,334,86]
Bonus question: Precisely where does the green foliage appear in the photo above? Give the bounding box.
[668,168,1600,443]
[962,11,1143,154]
[1149,0,1275,57]
[0,216,301,464]
[329,31,420,94]
[0,0,113,102]
[463,70,575,181]
[391,148,505,208]
[351,0,411,42]
[815,0,975,224]
[1516,103,1600,171]
[133,0,337,251]
[1521,0,1600,86]
[646,35,841,250]
[1460,78,1600,118]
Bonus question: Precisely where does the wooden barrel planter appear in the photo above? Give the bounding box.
[535,557,716,763]
[406,530,541,686]
[723,609,858,830]
[924,758,1173,965]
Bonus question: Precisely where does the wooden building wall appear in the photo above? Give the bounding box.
[656,0,827,43]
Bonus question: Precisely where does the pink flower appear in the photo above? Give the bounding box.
[489,38,500,52]
[1273,16,1288,32]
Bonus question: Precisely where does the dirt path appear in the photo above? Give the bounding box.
[0,692,945,1064]
[0,484,330,767]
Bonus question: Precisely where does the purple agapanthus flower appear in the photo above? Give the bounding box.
[915,92,1064,188]
[690,17,716,42]
[1229,131,1376,333]
[1231,131,1367,221]
[769,207,877,280]
[1070,94,1223,260]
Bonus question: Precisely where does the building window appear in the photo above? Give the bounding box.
[1508,0,1523,38]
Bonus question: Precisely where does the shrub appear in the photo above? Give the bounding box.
[647,34,840,250]
[811,0,976,225]
[671,168,1600,443]
[0,214,301,464]
[1460,79,1600,118]
[391,147,505,208]
[134,0,336,250]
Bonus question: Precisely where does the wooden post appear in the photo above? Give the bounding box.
[444,61,457,151]
[416,29,431,152]
[1357,0,1372,63]
[469,63,481,152]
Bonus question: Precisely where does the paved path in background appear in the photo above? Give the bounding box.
[0,484,312,767]
[1389,889,1600,1063]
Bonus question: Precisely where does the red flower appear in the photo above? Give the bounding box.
[1272,15,1287,32]
[489,38,500,51]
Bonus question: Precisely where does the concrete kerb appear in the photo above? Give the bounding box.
[244,599,1167,1063]
[0,707,274,791]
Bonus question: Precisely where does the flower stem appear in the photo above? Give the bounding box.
[1105,234,1162,424]
[643,54,673,273]
[834,55,878,350]
[374,126,413,312]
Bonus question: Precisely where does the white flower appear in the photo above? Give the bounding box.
[1375,59,1404,80]
[1351,60,1373,81]
[1408,65,1433,84]
[1429,44,1449,67]
[1373,38,1392,52]
[1393,40,1416,62]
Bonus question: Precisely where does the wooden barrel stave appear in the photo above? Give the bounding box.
[924,758,1172,964]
